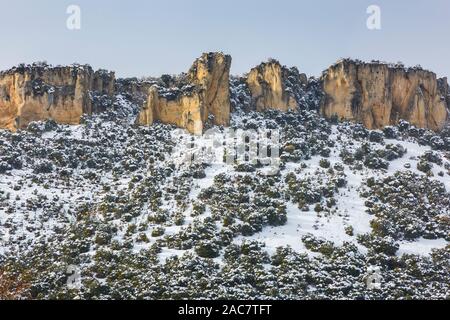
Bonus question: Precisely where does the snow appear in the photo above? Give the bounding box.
[398,238,448,256]
[385,138,450,190]
[148,123,450,259]
[1,113,449,264]
[234,154,371,255]
[189,164,230,200]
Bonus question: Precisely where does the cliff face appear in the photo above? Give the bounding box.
[0,64,115,131]
[138,86,203,135]
[321,60,449,131]
[1,57,449,134]
[137,52,232,135]
[246,60,307,112]
[188,52,232,127]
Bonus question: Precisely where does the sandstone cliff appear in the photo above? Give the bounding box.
[1,56,449,134]
[246,60,307,112]
[0,63,115,131]
[137,52,232,135]
[321,59,449,131]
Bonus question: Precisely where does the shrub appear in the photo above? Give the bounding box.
[369,131,384,143]
[357,234,399,256]
[319,159,331,168]
[151,227,165,237]
[383,126,397,139]
[0,269,31,300]
[33,161,54,174]
[417,160,432,173]
[195,241,220,258]
[302,234,335,257]
[363,172,450,240]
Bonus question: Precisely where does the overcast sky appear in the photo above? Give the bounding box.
[1,0,450,78]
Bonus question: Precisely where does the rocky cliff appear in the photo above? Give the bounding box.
[321,59,449,131]
[246,60,307,112]
[137,52,232,135]
[1,56,449,134]
[0,63,115,131]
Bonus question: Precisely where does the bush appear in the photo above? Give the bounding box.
[302,234,335,257]
[151,227,165,237]
[0,270,31,300]
[195,241,220,258]
[417,160,432,173]
[95,231,112,246]
[383,126,398,139]
[33,161,54,174]
[364,154,389,170]
[235,163,256,173]
[319,159,331,168]
[357,234,399,256]
[421,151,442,165]
[369,131,384,143]
[363,171,449,241]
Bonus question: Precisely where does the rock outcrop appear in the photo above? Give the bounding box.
[137,52,232,135]
[0,63,115,131]
[246,60,307,112]
[321,59,449,131]
[1,56,449,134]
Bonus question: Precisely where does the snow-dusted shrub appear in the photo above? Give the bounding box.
[363,171,450,240]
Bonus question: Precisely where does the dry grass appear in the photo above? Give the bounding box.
[0,269,31,300]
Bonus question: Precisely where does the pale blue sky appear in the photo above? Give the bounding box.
[1,0,450,78]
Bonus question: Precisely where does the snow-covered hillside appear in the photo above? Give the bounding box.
[0,93,449,300]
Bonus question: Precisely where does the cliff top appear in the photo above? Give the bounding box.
[324,58,436,76]
[0,62,114,78]
[2,56,447,89]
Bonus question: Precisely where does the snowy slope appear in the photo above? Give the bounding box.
[0,96,449,300]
